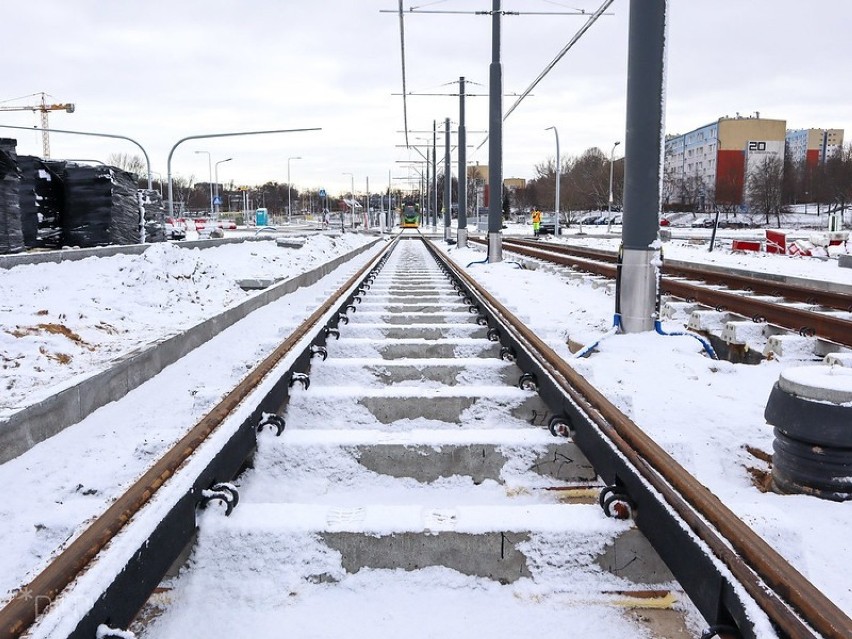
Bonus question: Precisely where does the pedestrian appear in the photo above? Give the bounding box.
[532,208,542,237]
[322,209,330,229]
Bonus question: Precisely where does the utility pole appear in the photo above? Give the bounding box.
[618,0,667,333]
[457,77,468,247]
[487,0,504,262]
[444,117,452,241]
[432,120,438,230]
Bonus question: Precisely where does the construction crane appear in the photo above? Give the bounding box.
[0,92,75,159]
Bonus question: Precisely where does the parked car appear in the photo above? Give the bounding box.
[718,219,749,229]
[691,217,715,228]
[540,213,558,234]
[659,216,671,227]
[217,219,237,230]
[577,213,605,225]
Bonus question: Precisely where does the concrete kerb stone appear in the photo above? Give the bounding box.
[0,236,278,270]
[0,239,381,464]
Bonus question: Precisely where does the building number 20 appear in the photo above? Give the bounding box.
[748,141,767,152]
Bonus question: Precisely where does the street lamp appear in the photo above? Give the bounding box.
[214,158,232,216]
[287,156,302,223]
[545,126,560,236]
[194,150,213,215]
[342,172,354,231]
[607,141,621,233]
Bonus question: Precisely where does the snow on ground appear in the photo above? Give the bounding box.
[0,233,374,415]
[0,226,850,630]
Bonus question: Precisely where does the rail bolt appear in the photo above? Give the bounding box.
[257,413,286,436]
[518,372,538,392]
[325,326,341,340]
[548,416,574,439]
[199,482,240,516]
[310,345,328,361]
[599,485,635,520]
[289,372,311,390]
[500,346,517,363]
[486,327,500,342]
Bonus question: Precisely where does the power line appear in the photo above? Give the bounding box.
[476,0,614,150]
[397,0,410,147]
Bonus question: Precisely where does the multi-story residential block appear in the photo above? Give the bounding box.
[664,114,787,208]
[785,128,844,168]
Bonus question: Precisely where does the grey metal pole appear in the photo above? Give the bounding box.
[432,120,438,230]
[194,151,213,216]
[618,0,667,333]
[606,141,620,233]
[287,156,302,224]
[214,158,231,217]
[425,149,430,226]
[444,117,452,241]
[487,0,503,262]
[546,126,560,236]
[457,77,468,247]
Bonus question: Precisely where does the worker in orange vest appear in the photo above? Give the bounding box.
[531,208,542,237]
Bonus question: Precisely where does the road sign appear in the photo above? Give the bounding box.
[213,196,222,205]
[319,189,327,198]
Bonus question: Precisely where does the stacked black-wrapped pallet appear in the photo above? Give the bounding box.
[17,155,41,247]
[37,160,67,249]
[0,138,24,254]
[138,189,166,243]
[63,164,140,246]
[18,156,67,249]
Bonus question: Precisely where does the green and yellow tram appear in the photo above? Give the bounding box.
[400,201,420,228]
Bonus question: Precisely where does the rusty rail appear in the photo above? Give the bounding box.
[436,239,852,639]
[477,237,852,348]
[0,239,396,639]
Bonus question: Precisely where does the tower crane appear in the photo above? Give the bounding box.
[0,92,75,159]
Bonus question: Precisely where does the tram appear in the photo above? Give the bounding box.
[400,200,420,228]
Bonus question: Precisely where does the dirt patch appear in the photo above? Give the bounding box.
[6,323,94,350]
[745,445,773,493]
[39,346,72,365]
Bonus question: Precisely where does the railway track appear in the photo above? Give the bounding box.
[474,237,852,354]
[2,234,851,638]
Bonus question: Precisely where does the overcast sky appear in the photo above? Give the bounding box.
[3,0,851,198]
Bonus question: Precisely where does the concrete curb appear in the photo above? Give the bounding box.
[0,239,381,464]
[0,235,303,270]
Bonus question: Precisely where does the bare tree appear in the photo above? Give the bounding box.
[107,153,146,178]
[746,155,784,225]
[821,143,852,224]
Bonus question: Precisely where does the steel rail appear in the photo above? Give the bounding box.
[500,237,852,312]
[473,238,852,348]
[0,239,398,639]
[433,239,852,639]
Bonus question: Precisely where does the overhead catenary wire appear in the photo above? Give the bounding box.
[476,0,615,151]
[398,0,410,147]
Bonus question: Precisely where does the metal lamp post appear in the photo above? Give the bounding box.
[287,156,302,223]
[194,150,213,215]
[214,158,232,216]
[342,172,354,231]
[545,126,560,236]
[607,140,621,232]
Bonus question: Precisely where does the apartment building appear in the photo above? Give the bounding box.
[664,114,787,208]
[785,128,844,167]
